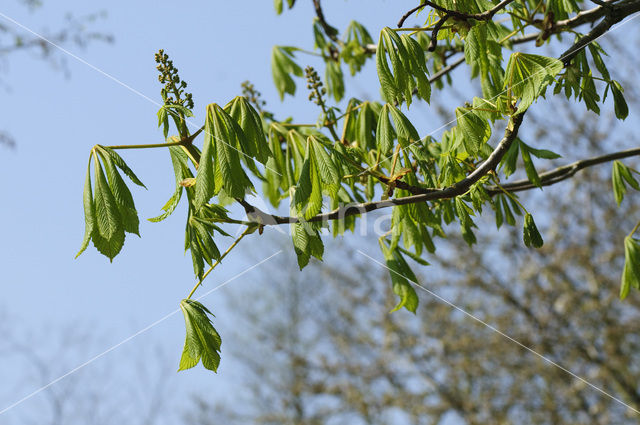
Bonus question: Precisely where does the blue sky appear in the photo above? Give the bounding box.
[0,0,420,422]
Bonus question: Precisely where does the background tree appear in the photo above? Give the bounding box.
[73,0,640,373]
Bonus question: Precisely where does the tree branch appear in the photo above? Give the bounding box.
[486,147,640,194]
[398,0,516,28]
[312,0,339,42]
[512,0,640,46]
[239,114,524,226]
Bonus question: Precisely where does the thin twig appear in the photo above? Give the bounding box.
[398,0,516,27]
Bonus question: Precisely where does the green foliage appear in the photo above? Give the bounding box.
[504,53,563,112]
[271,46,303,100]
[620,235,640,300]
[179,299,222,372]
[76,2,640,372]
[523,213,544,248]
[612,161,640,205]
[77,147,144,261]
[376,27,430,106]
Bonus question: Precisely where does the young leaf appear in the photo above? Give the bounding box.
[195,105,218,208]
[325,60,345,102]
[92,157,125,261]
[620,236,640,299]
[291,221,323,270]
[380,241,419,313]
[388,104,419,148]
[271,46,303,100]
[520,144,541,188]
[612,161,639,205]
[504,53,563,112]
[523,212,544,248]
[224,96,271,164]
[455,108,491,155]
[376,104,396,155]
[178,299,222,372]
[76,159,95,258]
[611,81,629,120]
[98,149,140,236]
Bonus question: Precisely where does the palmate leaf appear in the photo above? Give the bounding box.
[179,299,222,372]
[196,104,254,208]
[92,156,125,261]
[620,236,640,300]
[98,149,140,236]
[612,160,640,205]
[224,96,271,164]
[77,148,146,261]
[291,220,324,270]
[271,46,303,100]
[504,53,563,112]
[380,240,419,313]
[376,104,396,155]
[455,108,491,155]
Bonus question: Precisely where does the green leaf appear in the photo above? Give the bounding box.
[271,46,303,100]
[309,136,340,185]
[293,140,323,220]
[376,104,396,155]
[274,0,283,14]
[621,236,640,299]
[224,96,271,164]
[612,161,639,205]
[504,53,563,112]
[179,299,222,372]
[455,108,491,155]
[76,158,95,258]
[523,212,544,248]
[380,241,419,313]
[98,149,140,236]
[520,143,541,188]
[195,105,218,208]
[291,221,324,270]
[388,104,419,148]
[100,147,146,189]
[611,81,629,120]
[92,157,125,261]
[325,60,345,102]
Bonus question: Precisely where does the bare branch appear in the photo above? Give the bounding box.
[398,0,516,28]
[487,147,640,195]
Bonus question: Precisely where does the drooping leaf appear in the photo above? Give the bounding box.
[388,104,420,148]
[523,212,544,248]
[620,236,640,299]
[325,60,345,102]
[92,157,125,261]
[380,240,419,313]
[291,220,323,270]
[179,299,222,372]
[98,149,140,236]
[224,96,271,164]
[271,46,303,100]
[455,108,491,155]
[612,160,640,205]
[504,53,563,112]
[76,158,95,258]
[611,81,629,120]
[376,104,396,155]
